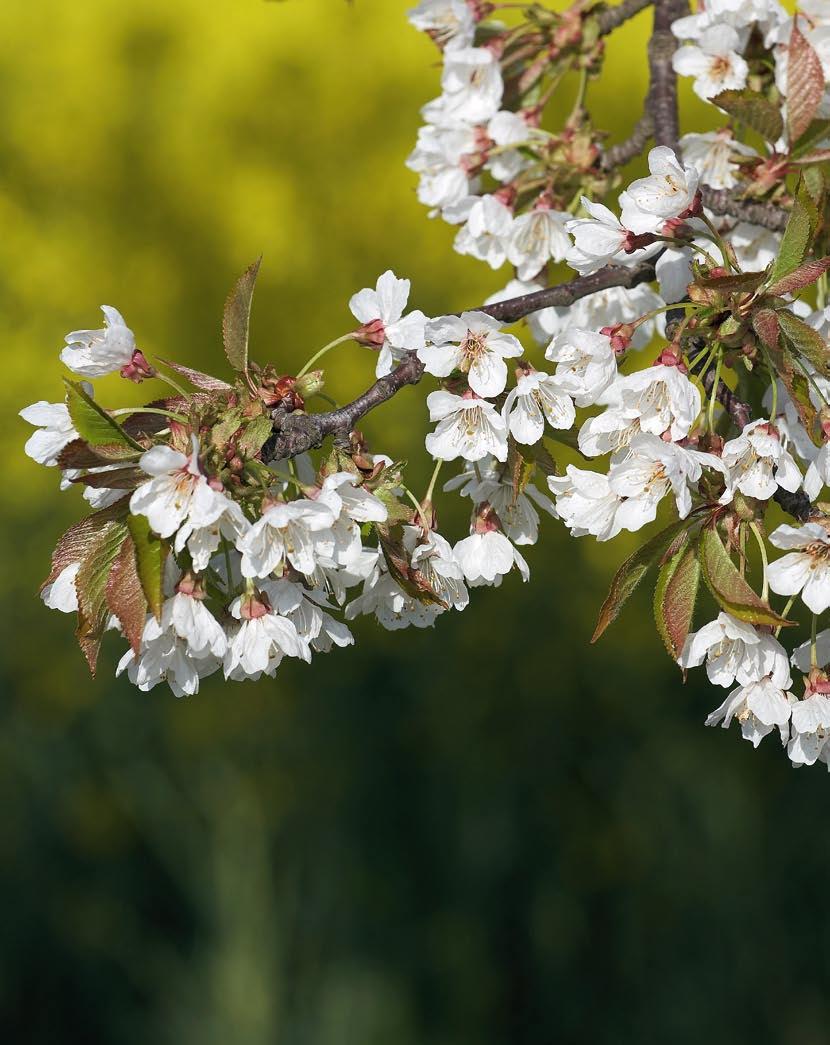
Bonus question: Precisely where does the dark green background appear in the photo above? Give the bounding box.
[2,1,826,1041]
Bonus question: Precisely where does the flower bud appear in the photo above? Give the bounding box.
[294,369,325,400]
[119,349,156,383]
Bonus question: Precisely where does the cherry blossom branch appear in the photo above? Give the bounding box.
[699,187,789,233]
[647,0,687,149]
[596,0,654,35]
[600,114,654,170]
[263,258,658,462]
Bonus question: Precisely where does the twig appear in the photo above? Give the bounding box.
[597,0,654,35]
[263,259,657,462]
[700,187,789,233]
[600,114,654,170]
[647,0,687,149]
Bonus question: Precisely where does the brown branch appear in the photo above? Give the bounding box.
[700,186,789,233]
[600,114,654,170]
[647,0,687,149]
[596,0,654,35]
[263,259,658,462]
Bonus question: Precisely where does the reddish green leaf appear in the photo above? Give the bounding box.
[752,308,780,349]
[699,524,791,627]
[68,467,144,490]
[43,497,131,589]
[75,521,130,675]
[57,439,140,469]
[787,23,826,145]
[712,88,783,143]
[591,519,691,644]
[127,514,167,620]
[105,536,148,655]
[790,118,830,158]
[223,256,262,372]
[654,541,701,661]
[778,308,830,377]
[155,357,233,391]
[767,257,830,297]
[768,180,820,285]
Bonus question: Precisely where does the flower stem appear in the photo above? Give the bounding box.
[149,358,190,398]
[297,333,355,378]
[112,406,188,422]
[425,459,444,504]
[402,485,430,530]
[749,521,769,601]
[708,349,723,433]
[811,613,819,669]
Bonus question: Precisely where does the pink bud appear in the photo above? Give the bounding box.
[354,318,386,348]
[119,349,156,383]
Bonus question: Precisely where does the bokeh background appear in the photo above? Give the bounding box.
[1,1,827,1042]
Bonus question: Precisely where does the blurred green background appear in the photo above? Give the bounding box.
[2,1,827,1042]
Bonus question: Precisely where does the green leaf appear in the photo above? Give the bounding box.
[787,23,826,145]
[778,309,830,377]
[766,256,830,297]
[712,89,783,143]
[790,118,830,159]
[222,256,262,372]
[105,536,148,655]
[75,521,129,674]
[127,513,167,620]
[63,380,144,453]
[801,165,826,208]
[767,180,820,285]
[768,342,821,444]
[698,524,791,627]
[591,519,691,644]
[236,413,275,459]
[654,540,701,661]
[210,406,245,450]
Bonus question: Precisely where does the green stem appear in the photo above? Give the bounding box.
[297,333,356,378]
[402,485,430,530]
[112,406,188,422]
[774,595,796,638]
[708,349,723,434]
[811,613,819,669]
[149,358,190,398]
[425,459,444,504]
[749,521,769,601]
[699,214,735,271]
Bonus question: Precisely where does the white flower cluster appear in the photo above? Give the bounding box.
[21,2,830,777]
[406,2,572,284]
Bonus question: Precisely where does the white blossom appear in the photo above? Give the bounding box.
[425,390,508,463]
[607,433,722,530]
[60,306,137,378]
[787,691,830,768]
[680,130,756,190]
[578,365,701,457]
[237,497,336,580]
[673,24,749,100]
[566,197,631,272]
[406,123,476,215]
[705,676,793,748]
[547,466,623,542]
[41,563,80,614]
[506,206,572,281]
[679,612,791,688]
[619,146,701,234]
[404,525,469,611]
[719,419,802,503]
[502,370,575,444]
[20,400,78,466]
[453,529,529,587]
[767,523,830,614]
[544,328,617,407]
[407,0,476,50]
[349,270,427,377]
[116,615,221,698]
[420,312,522,397]
[346,566,441,630]
[445,457,556,545]
[423,46,503,125]
[223,594,309,681]
[453,194,514,269]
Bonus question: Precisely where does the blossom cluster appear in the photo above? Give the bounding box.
[20,0,830,772]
